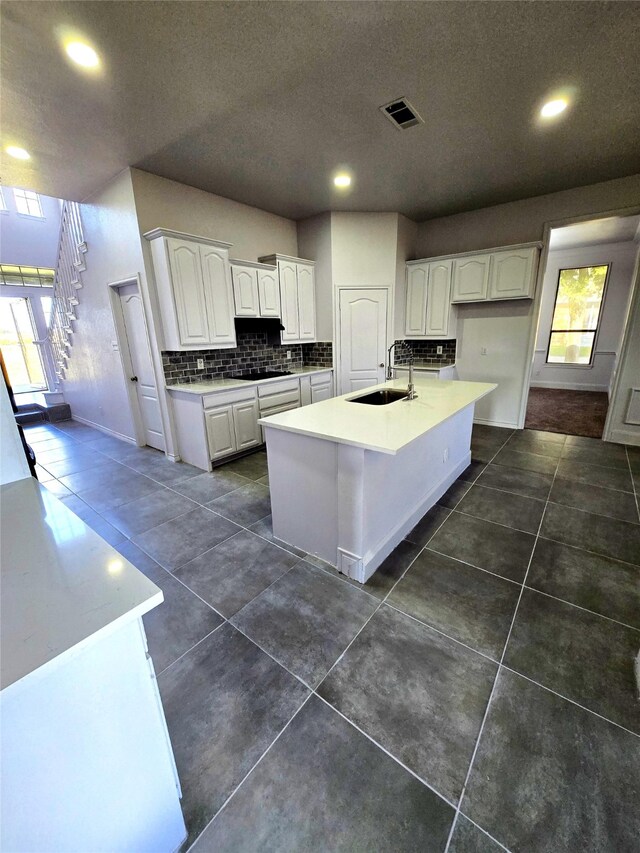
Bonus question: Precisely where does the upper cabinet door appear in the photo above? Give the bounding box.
[451,255,491,302]
[200,245,237,346]
[231,266,259,316]
[167,239,210,346]
[257,268,281,317]
[405,265,428,336]
[279,261,300,341]
[489,248,537,300]
[425,260,453,336]
[296,264,316,341]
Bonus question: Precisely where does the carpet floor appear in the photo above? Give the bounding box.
[525,388,609,438]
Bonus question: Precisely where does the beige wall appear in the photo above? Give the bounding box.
[415,174,640,258]
[63,170,144,439]
[130,169,298,261]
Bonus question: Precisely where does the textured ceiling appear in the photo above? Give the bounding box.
[2,1,640,221]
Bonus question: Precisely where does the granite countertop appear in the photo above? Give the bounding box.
[259,377,496,455]
[0,478,162,696]
[166,365,333,395]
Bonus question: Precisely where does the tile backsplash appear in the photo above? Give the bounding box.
[393,339,457,365]
[163,333,333,384]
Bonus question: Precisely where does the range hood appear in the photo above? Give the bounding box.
[234,317,285,345]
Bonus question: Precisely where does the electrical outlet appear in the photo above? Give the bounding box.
[481,347,487,356]
[286,350,292,360]
[197,358,204,370]
[436,345,443,355]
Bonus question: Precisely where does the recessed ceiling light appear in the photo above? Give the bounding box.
[5,146,30,160]
[65,40,100,68]
[333,173,352,188]
[540,98,568,118]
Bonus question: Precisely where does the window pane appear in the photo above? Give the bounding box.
[548,331,596,364]
[551,265,607,332]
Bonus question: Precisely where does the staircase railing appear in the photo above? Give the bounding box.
[39,201,87,385]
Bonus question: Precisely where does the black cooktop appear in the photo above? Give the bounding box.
[231,370,293,381]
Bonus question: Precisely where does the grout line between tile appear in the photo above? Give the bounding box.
[154,623,226,679]
[184,692,314,853]
[625,446,640,523]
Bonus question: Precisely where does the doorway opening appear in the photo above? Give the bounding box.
[525,213,640,438]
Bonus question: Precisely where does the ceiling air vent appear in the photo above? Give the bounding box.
[379,97,424,130]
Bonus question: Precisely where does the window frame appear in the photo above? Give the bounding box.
[545,263,610,369]
[0,187,7,212]
[13,188,44,219]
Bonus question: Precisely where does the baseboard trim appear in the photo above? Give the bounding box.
[473,417,519,430]
[530,381,609,392]
[607,427,640,447]
[70,415,137,444]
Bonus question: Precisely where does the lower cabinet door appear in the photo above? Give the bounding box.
[205,406,237,460]
[310,382,332,404]
[232,400,261,451]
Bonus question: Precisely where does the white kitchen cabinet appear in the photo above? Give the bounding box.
[145,228,236,350]
[232,399,262,450]
[205,405,237,461]
[405,265,429,336]
[259,255,316,343]
[257,268,281,317]
[231,264,259,316]
[405,260,455,339]
[488,247,537,300]
[311,377,333,403]
[231,261,281,318]
[452,254,491,303]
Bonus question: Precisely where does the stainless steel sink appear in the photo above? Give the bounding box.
[348,389,409,406]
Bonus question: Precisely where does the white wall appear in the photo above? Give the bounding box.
[297,213,333,341]
[414,174,640,258]
[531,241,637,393]
[606,246,640,446]
[330,212,399,290]
[130,169,298,260]
[0,190,62,268]
[62,171,145,439]
[0,380,30,485]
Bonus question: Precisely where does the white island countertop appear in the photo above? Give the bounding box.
[166,365,332,395]
[0,478,162,696]
[259,377,496,455]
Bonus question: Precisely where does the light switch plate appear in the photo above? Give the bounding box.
[197,358,204,370]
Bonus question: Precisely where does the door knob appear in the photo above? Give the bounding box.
[379,363,385,368]
[130,376,138,382]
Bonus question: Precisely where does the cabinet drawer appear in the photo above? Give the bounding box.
[203,387,257,409]
[257,378,300,398]
[258,388,300,411]
[310,371,332,386]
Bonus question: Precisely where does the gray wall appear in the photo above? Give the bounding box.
[0,189,62,267]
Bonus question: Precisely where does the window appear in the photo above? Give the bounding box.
[546,265,609,366]
[13,188,43,217]
[0,187,6,211]
[0,265,55,287]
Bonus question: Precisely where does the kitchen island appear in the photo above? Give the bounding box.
[0,477,186,852]
[260,377,495,582]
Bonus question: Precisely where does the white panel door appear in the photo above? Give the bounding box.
[200,245,237,346]
[426,259,453,336]
[167,239,210,346]
[205,406,237,460]
[451,254,491,302]
[338,289,388,394]
[231,266,259,316]
[232,399,261,450]
[257,269,281,317]
[405,265,428,336]
[279,261,299,341]
[296,264,316,341]
[489,248,536,300]
[118,284,165,451]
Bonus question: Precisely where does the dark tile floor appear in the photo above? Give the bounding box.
[25,419,640,852]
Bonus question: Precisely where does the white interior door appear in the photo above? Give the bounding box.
[118,284,165,451]
[338,289,388,394]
